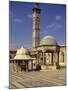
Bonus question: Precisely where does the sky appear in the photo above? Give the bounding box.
[9,1,66,50]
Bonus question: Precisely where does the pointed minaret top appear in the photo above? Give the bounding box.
[34,3,39,8]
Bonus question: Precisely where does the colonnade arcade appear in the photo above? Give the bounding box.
[36,47,60,67]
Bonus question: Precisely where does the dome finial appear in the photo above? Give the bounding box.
[21,45,24,48]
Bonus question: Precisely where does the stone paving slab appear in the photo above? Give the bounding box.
[9,68,66,89]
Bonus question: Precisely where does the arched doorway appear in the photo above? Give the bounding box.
[45,50,53,65]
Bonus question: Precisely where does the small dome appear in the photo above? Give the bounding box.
[16,46,28,55]
[40,35,57,45]
[14,46,32,60]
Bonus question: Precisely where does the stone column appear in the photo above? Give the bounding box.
[51,52,53,65]
[16,60,19,72]
[62,52,64,63]
[42,51,45,65]
[17,61,21,72]
[53,52,56,65]
[13,60,15,71]
[57,52,59,64]
[28,60,33,71]
[14,60,17,72]
[37,52,39,64]
[12,60,14,71]
[56,51,60,69]
[11,60,13,72]
[31,60,33,71]
[26,61,28,72]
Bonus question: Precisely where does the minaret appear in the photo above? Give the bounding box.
[32,3,40,49]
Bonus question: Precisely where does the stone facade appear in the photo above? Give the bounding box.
[30,45,66,70]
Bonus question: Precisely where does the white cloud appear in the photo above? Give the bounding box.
[27,14,32,19]
[55,24,62,28]
[46,15,62,31]
[41,21,62,35]
[10,11,23,23]
[46,23,62,30]
[14,18,22,23]
[47,23,55,29]
[56,15,62,21]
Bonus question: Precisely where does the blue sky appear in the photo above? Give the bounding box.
[9,1,66,49]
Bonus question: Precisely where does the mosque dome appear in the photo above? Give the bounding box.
[40,35,58,45]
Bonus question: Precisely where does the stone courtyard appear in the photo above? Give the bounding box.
[9,64,66,89]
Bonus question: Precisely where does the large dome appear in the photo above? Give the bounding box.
[40,35,58,45]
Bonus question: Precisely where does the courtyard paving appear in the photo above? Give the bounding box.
[9,66,66,89]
